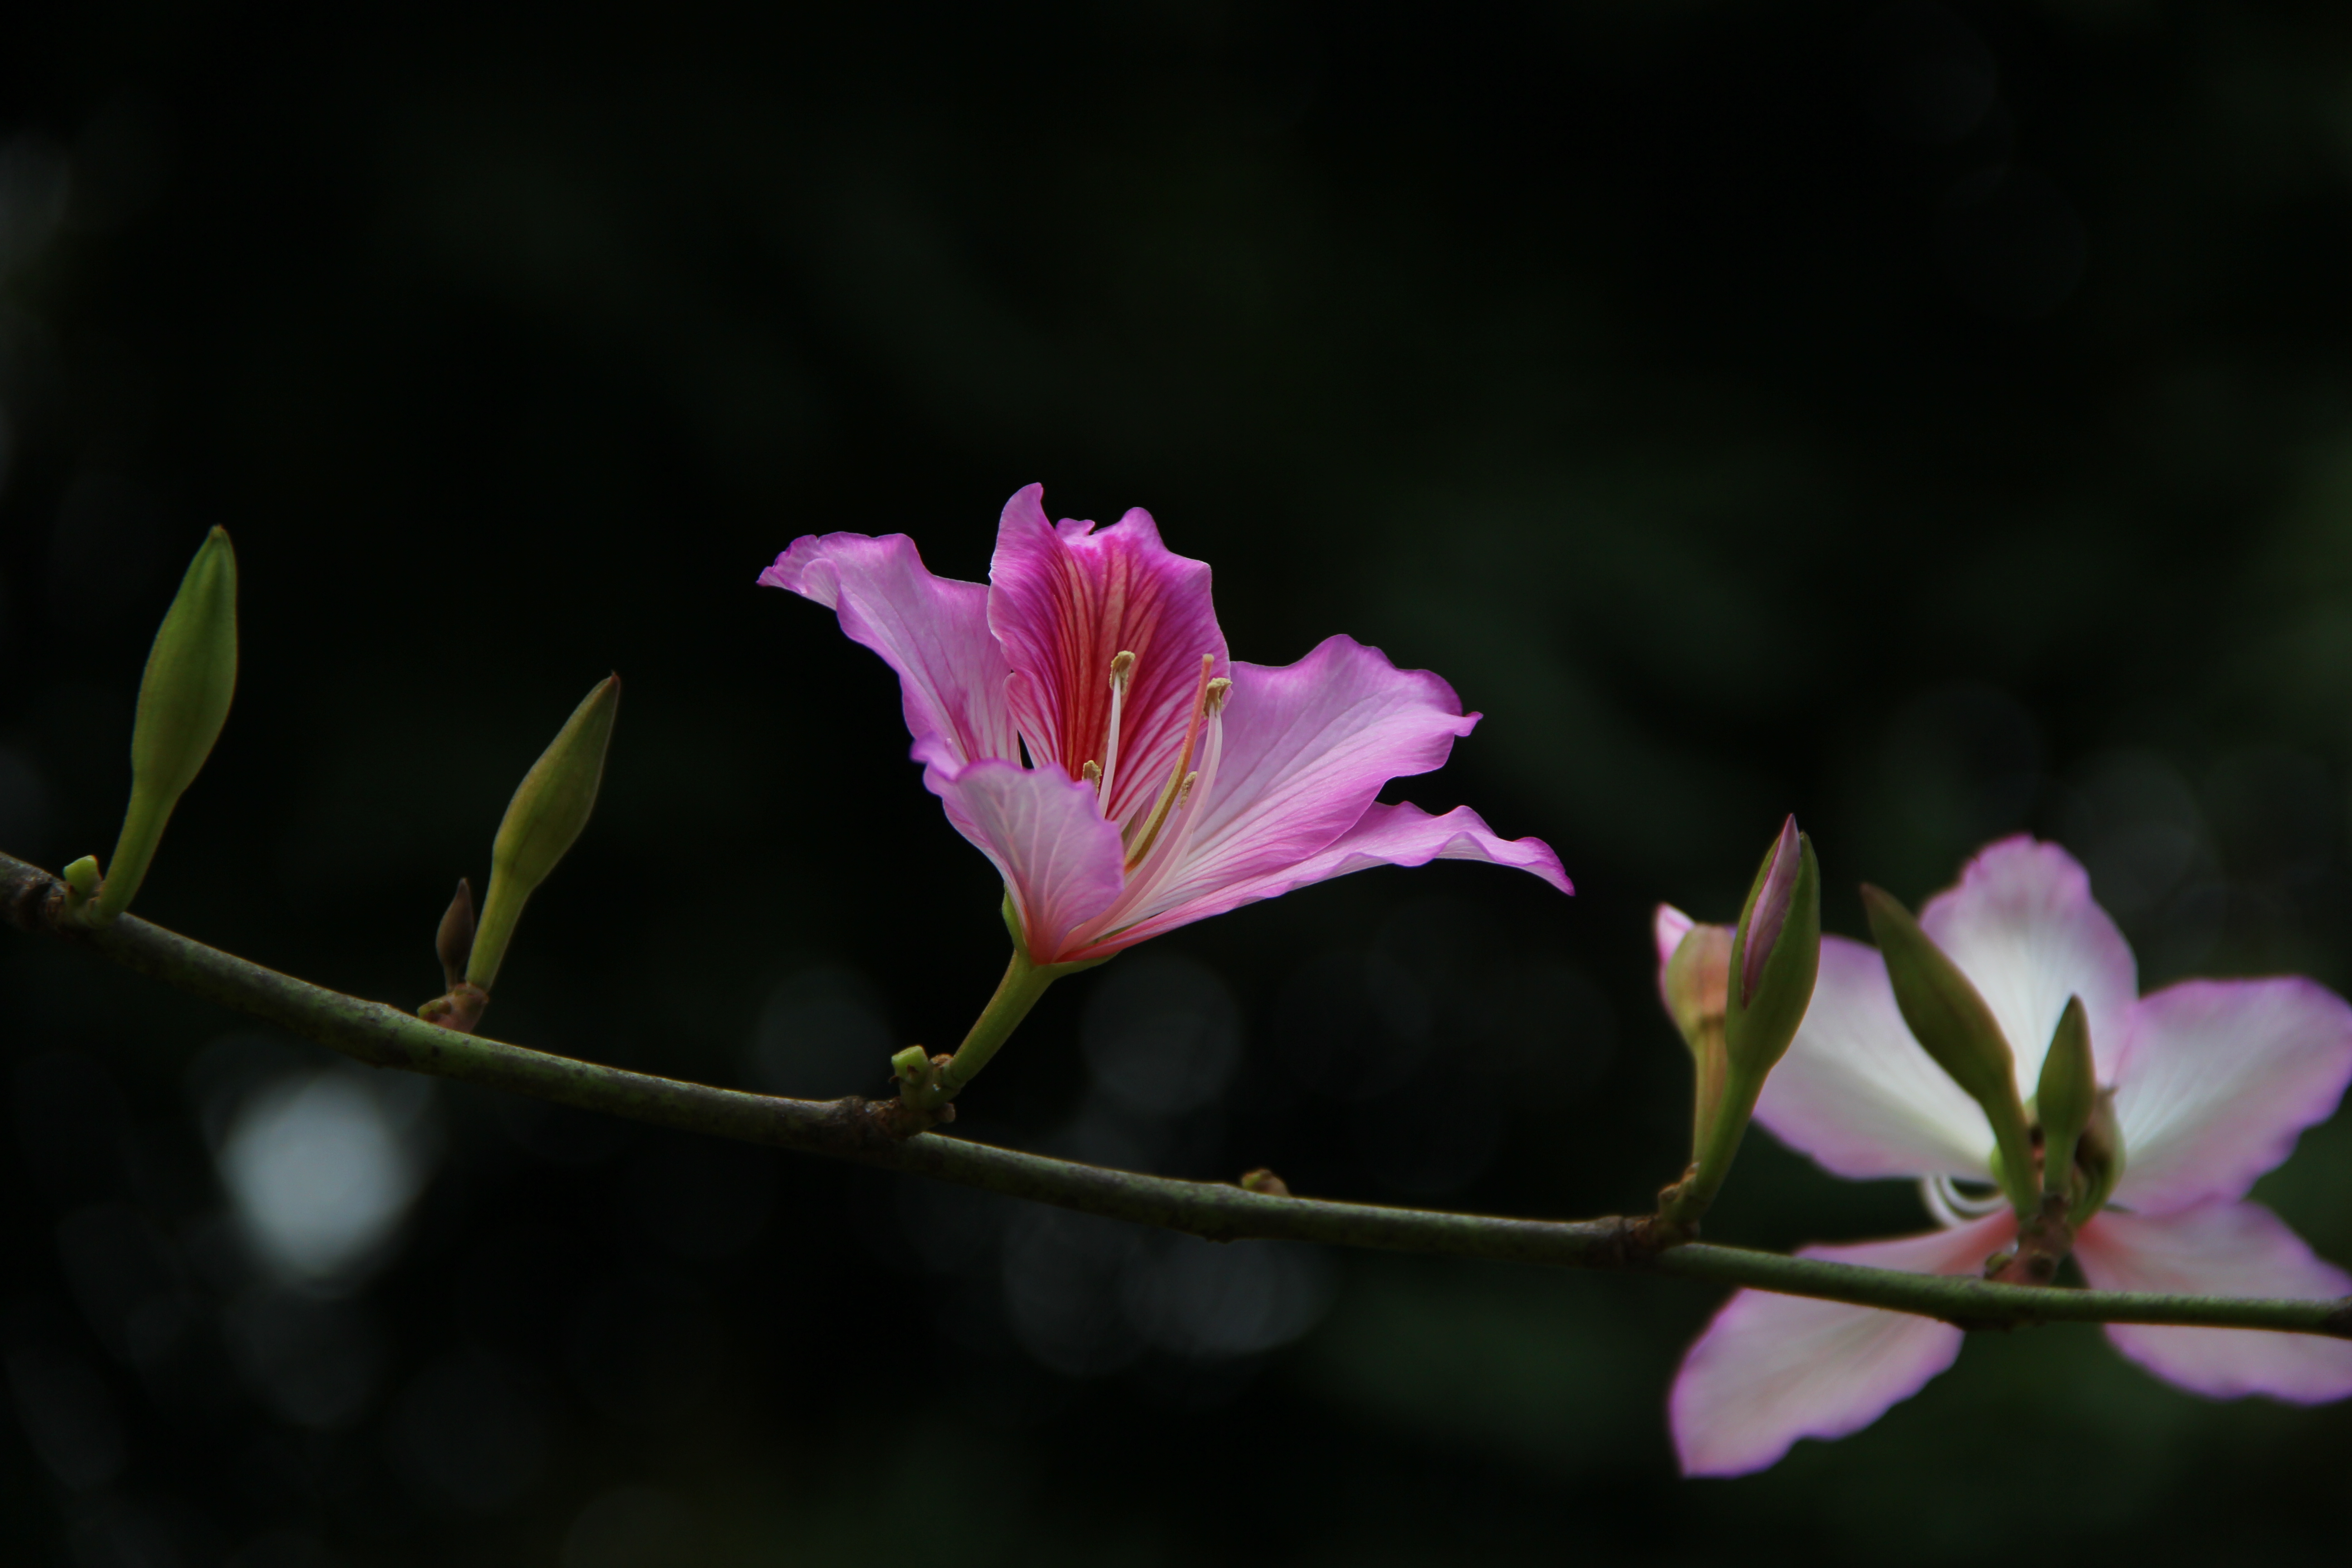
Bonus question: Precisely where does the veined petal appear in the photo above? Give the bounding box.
[1671,1212,2014,1477]
[1754,936,1995,1182]
[931,760,1127,965]
[1917,836,2137,1090]
[760,531,1019,774]
[1070,800,1567,959]
[2073,1204,2352,1401]
[987,485,1228,821]
[1161,636,1486,895]
[2110,979,2352,1213]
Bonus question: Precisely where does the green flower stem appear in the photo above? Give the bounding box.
[5,846,2349,1341]
[1657,1064,1766,1235]
[927,947,1063,1104]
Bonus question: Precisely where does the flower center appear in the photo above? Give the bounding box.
[1077,649,1230,874]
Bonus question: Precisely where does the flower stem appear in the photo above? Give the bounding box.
[1655,1063,1765,1239]
[932,947,1062,1102]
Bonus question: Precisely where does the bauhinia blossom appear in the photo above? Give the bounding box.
[1655,837,2352,1476]
[761,485,1568,965]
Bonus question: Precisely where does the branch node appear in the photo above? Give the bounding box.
[419,983,490,1034]
[1238,1167,1290,1197]
[4,860,62,935]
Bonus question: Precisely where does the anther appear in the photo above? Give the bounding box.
[1082,760,1102,789]
[1205,677,1232,710]
[1098,651,1138,807]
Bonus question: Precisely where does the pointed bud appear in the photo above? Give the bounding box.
[436,878,476,992]
[465,676,620,990]
[1740,817,1800,1006]
[88,528,239,924]
[1861,883,2037,1214]
[1723,819,1820,1078]
[2035,995,2095,1200]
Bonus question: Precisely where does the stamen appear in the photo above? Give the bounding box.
[1124,654,1216,870]
[1920,1173,2009,1229]
[1205,677,1231,709]
[1097,650,1137,809]
[1082,760,1102,790]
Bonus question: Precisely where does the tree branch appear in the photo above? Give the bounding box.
[7,848,2347,1339]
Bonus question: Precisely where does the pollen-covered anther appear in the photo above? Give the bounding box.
[1205,676,1232,710]
[1097,650,1138,805]
[1082,760,1102,788]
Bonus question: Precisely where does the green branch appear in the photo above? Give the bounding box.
[5,848,2347,1340]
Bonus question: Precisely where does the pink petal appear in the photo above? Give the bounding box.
[1654,904,1696,975]
[1917,836,2138,1088]
[1158,636,1490,896]
[2110,979,2352,1212]
[985,485,1229,822]
[1753,936,1995,1182]
[760,531,1019,776]
[1078,800,1567,957]
[930,760,1128,965]
[1671,1212,2014,1477]
[2073,1204,2352,1401]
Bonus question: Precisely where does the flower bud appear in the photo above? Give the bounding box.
[465,675,620,990]
[436,878,476,992]
[1657,908,1731,1052]
[1861,882,2037,1214]
[2035,994,2095,1200]
[1723,817,1819,1079]
[89,528,239,925]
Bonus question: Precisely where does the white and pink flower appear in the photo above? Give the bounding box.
[1659,837,2352,1476]
[763,485,1568,965]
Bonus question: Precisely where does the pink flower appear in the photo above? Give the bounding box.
[761,485,1569,965]
[1657,836,2352,1476]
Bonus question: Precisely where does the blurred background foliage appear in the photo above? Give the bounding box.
[6,0,2352,1563]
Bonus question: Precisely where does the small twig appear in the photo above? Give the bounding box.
[5,848,2348,1340]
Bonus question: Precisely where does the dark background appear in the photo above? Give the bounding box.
[7,1,2352,1563]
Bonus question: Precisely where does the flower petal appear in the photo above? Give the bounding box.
[2073,1203,2352,1401]
[1158,635,1492,897]
[2110,979,2352,1212]
[1753,936,1995,1181]
[1075,800,1566,958]
[760,531,1018,775]
[986,485,1228,822]
[930,760,1127,965]
[1917,836,2137,1089]
[1671,1212,2014,1477]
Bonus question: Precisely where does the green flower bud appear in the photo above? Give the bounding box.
[2035,994,2095,1201]
[466,675,620,990]
[89,528,240,925]
[1653,818,1821,1242]
[1662,921,1732,1054]
[1861,883,2038,1215]
[1724,817,1820,1079]
[1663,921,1734,1156]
